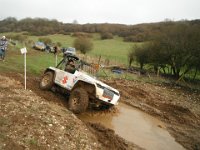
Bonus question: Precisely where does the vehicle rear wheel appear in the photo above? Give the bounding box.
[97,104,114,110]
[68,87,89,114]
[40,71,54,90]
[104,104,113,109]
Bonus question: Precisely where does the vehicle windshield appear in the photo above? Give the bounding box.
[56,56,100,76]
[67,48,75,52]
[36,42,45,46]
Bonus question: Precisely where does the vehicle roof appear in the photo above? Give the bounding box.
[35,41,45,45]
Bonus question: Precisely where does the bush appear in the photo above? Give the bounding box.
[124,33,146,42]
[129,44,149,70]
[100,32,113,40]
[73,37,93,54]
[38,37,52,45]
[7,34,27,43]
[124,36,135,42]
[72,32,93,38]
[56,42,62,47]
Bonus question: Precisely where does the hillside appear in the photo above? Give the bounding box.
[0,74,143,150]
[0,75,101,149]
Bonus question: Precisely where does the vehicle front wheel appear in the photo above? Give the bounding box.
[40,71,54,90]
[68,87,89,114]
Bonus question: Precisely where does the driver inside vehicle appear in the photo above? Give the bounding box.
[65,59,76,73]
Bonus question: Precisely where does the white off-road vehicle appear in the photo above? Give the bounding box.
[40,55,120,113]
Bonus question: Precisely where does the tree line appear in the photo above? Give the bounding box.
[129,22,200,80]
[1,17,199,79]
[1,17,199,41]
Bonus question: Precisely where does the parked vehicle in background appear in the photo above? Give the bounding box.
[33,42,46,51]
[45,45,55,53]
[62,47,76,56]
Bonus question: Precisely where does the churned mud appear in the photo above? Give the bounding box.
[103,78,200,150]
[78,103,185,150]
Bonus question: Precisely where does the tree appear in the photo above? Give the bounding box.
[73,37,93,54]
[7,34,27,43]
[128,49,135,67]
[72,20,78,24]
[148,22,200,79]
[100,32,113,40]
[133,44,149,70]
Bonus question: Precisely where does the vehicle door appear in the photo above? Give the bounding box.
[54,59,76,90]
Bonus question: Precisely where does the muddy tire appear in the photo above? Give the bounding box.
[68,87,89,114]
[98,104,114,110]
[40,71,54,90]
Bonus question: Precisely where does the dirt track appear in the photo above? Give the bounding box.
[1,73,200,150]
[0,73,143,150]
[0,75,102,149]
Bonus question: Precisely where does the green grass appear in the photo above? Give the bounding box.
[97,69,167,83]
[27,33,136,65]
[1,33,138,66]
[27,138,38,146]
[91,36,136,64]
[28,34,75,47]
[0,47,61,75]
[29,34,135,64]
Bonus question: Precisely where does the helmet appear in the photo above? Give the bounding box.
[2,36,6,40]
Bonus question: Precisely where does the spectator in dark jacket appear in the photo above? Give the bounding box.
[53,46,58,55]
[0,36,8,61]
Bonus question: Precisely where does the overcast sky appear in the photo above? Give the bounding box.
[0,0,199,25]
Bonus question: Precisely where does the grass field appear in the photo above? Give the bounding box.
[1,33,136,75]
[91,37,135,64]
[1,33,138,65]
[27,34,136,65]
[0,48,58,75]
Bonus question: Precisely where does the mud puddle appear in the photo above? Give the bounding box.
[78,103,185,150]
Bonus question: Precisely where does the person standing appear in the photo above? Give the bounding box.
[53,46,58,55]
[0,36,8,61]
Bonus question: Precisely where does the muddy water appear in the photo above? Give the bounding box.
[78,103,185,150]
